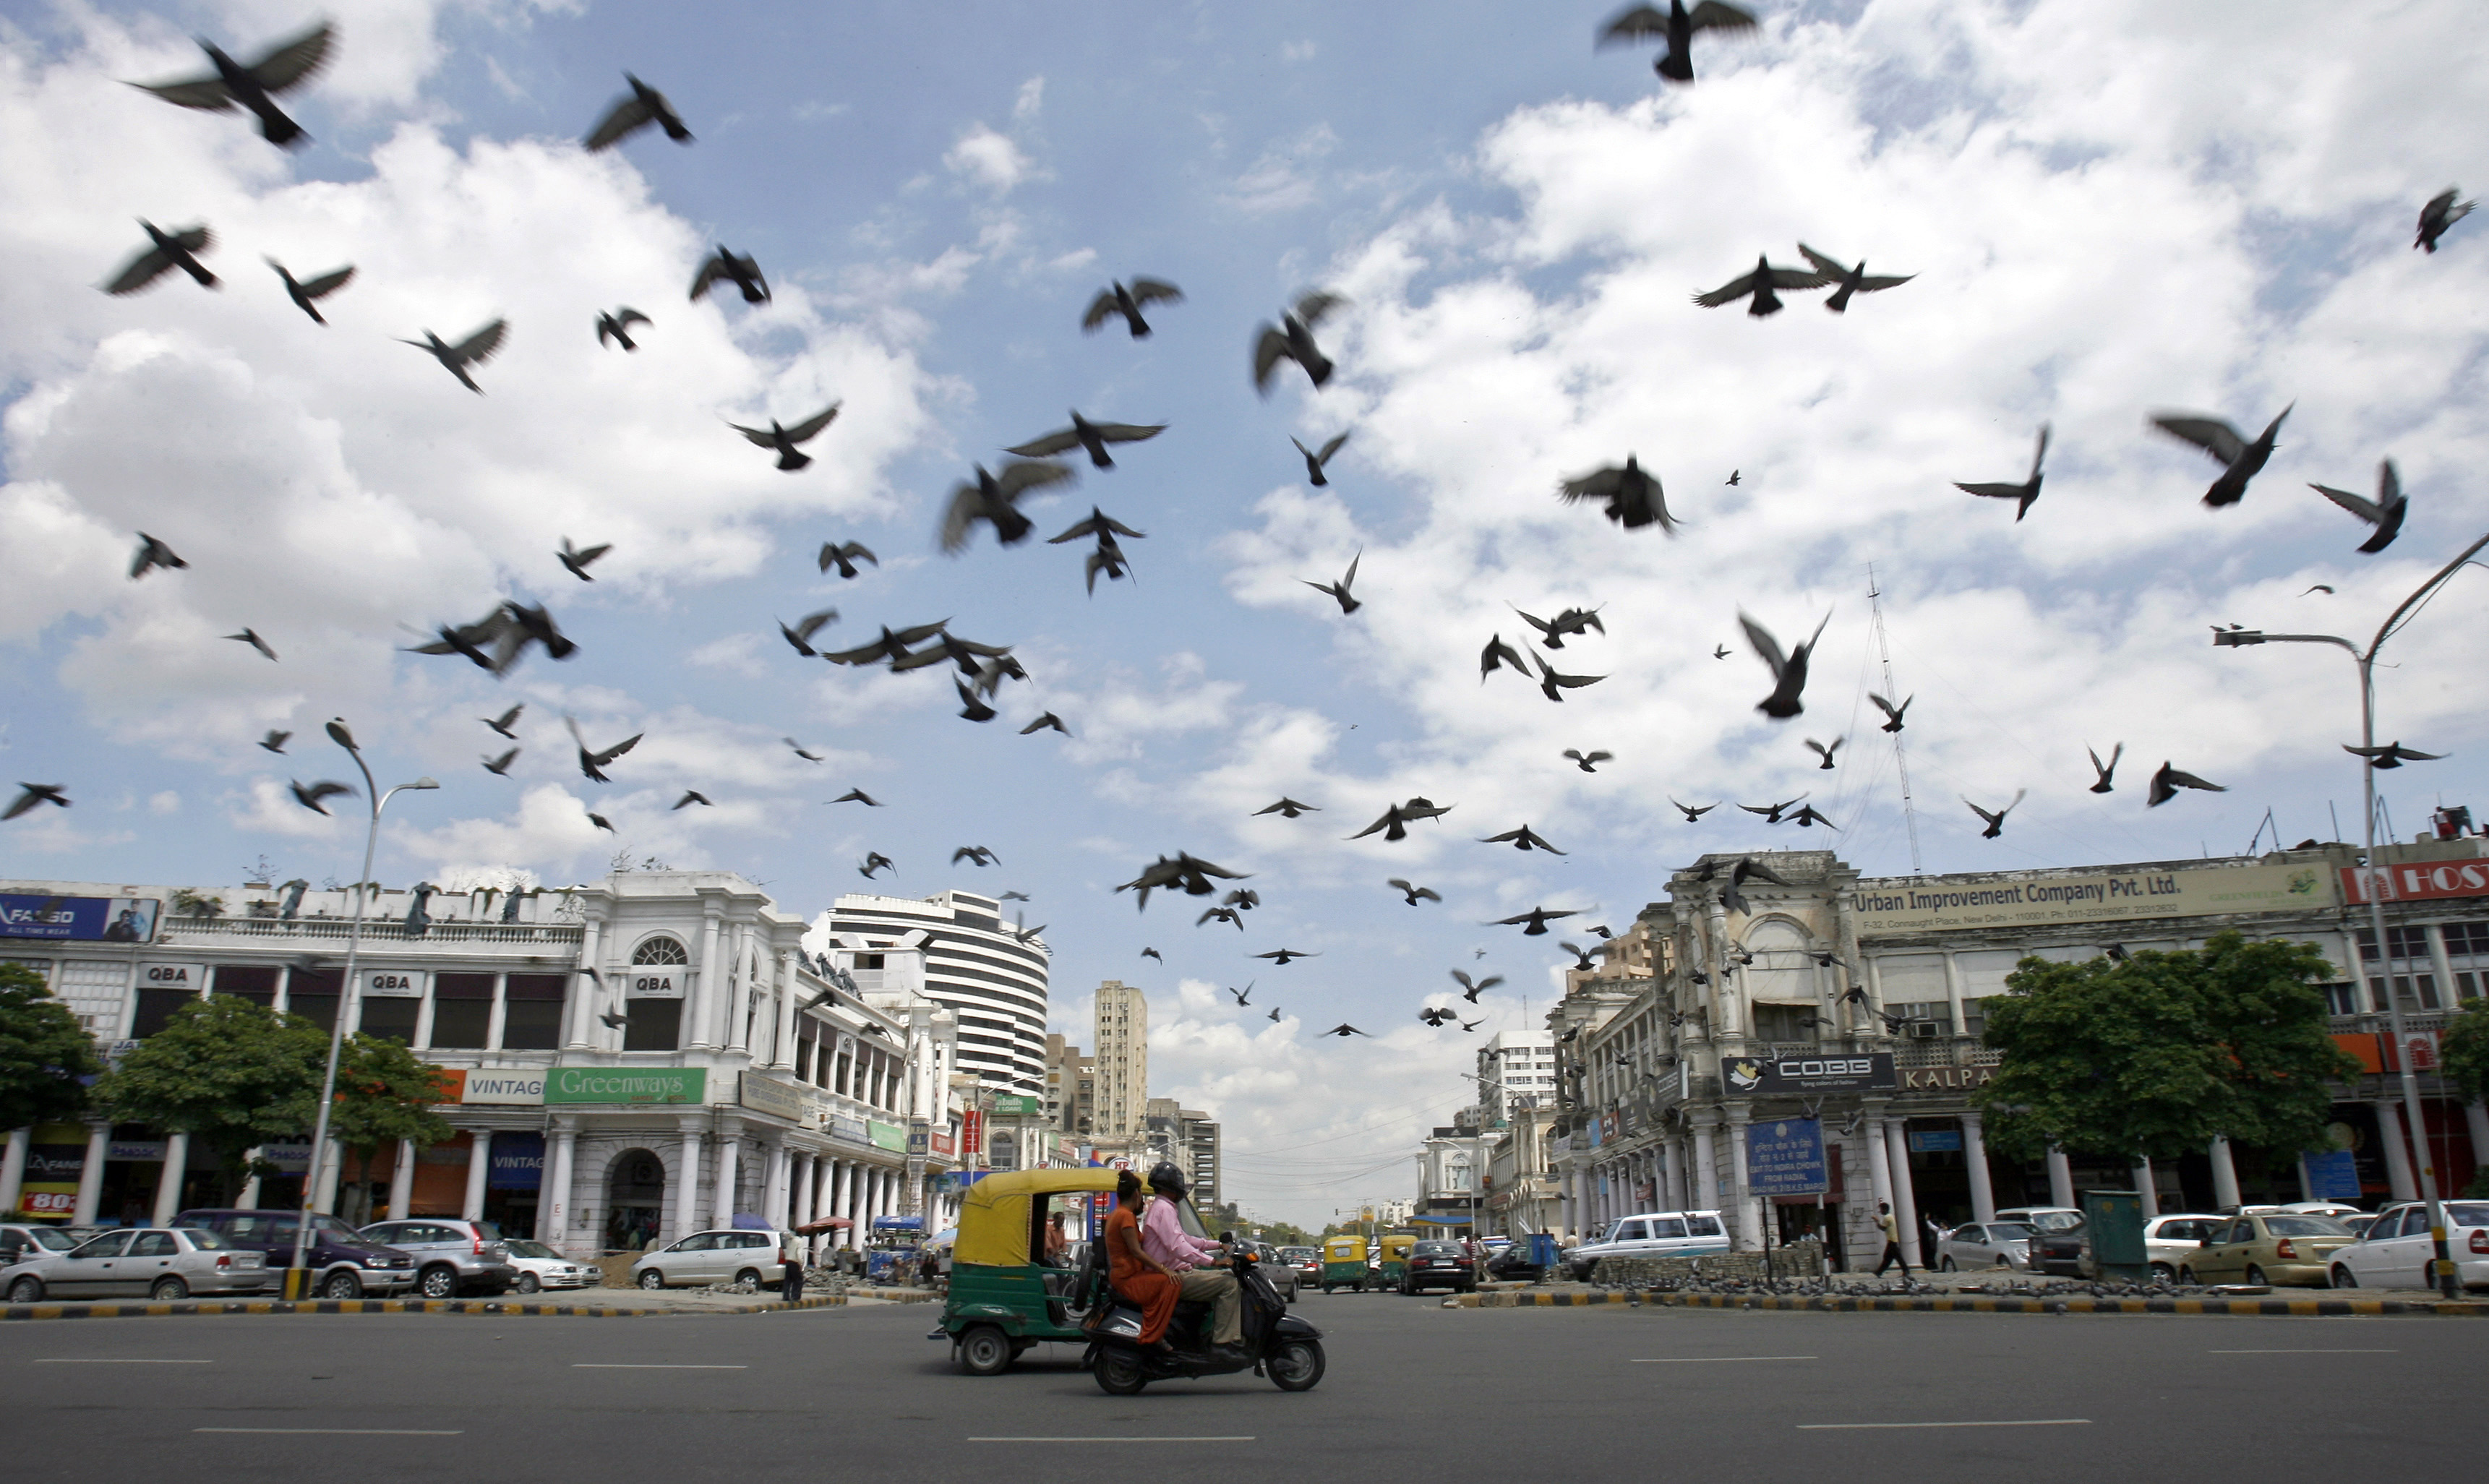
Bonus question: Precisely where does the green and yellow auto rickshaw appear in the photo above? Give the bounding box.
[1319,1233,1368,1293]
[1376,1232,1417,1290]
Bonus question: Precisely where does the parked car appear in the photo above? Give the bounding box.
[1487,1239,1547,1282]
[173,1208,418,1298]
[2071,1213,2229,1281]
[1402,1239,1478,1294]
[501,1238,595,1292]
[1995,1206,2086,1275]
[630,1229,786,1290]
[1563,1211,1731,1280]
[2327,1201,2489,1292]
[2279,1201,2365,1218]
[2179,1211,2359,1287]
[2,1226,274,1303]
[1277,1245,1320,1290]
[1248,1242,1298,1301]
[2336,1213,2383,1240]
[1,1223,81,1268]
[1933,1222,2036,1271]
[358,1219,519,1298]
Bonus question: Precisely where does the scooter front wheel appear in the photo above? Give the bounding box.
[1269,1337,1325,1391]
[1094,1349,1149,1396]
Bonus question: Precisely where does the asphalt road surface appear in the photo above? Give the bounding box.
[4,1294,2478,1481]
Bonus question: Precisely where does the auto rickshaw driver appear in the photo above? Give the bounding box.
[1141,1161,1243,1360]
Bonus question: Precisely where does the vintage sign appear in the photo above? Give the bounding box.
[544,1066,706,1105]
[0,893,159,943]
[1747,1118,1826,1196]
[1721,1052,1898,1097]
[2342,860,2489,904]
[488,1133,545,1190]
[459,1071,545,1105]
[1853,861,2333,937]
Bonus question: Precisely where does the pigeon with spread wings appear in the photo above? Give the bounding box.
[941,461,1077,552]
[1451,969,1503,1003]
[1488,906,1578,936]
[1796,244,1915,312]
[1955,425,2049,521]
[1304,551,1363,614]
[400,319,507,393]
[1480,824,1566,854]
[2311,460,2407,554]
[1564,749,1612,773]
[2151,406,2291,508]
[2146,762,2226,807]
[1870,692,1911,733]
[127,20,333,148]
[268,259,354,323]
[565,718,643,784]
[1963,790,2026,839]
[584,73,693,151]
[690,246,768,304]
[1006,412,1167,471]
[818,541,877,579]
[1389,878,1441,906]
[1742,609,1829,719]
[4,784,71,821]
[1348,797,1453,842]
[1256,798,1319,818]
[130,533,187,579]
[1293,432,1350,486]
[103,222,216,296]
[595,308,651,351]
[1693,254,1831,317]
[1530,653,1603,703]
[732,404,840,471]
[2087,742,2122,794]
[1084,278,1184,338]
[1597,1,1757,82]
[2416,189,2475,253]
[1557,455,1682,532]
[1252,291,1346,393]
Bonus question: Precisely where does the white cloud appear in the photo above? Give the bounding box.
[148,790,181,814]
[1012,77,1045,123]
[1225,124,1337,215]
[945,125,1033,193]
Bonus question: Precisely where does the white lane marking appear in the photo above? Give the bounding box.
[36,1358,213,1364]
[969,1437,1256,1443]
[1634,1355,1817,1363]
[571,1363,748,1369]
[194,1429,462,1436]
[2208,1348,2397,1353]
[1800,1420,2091,1431]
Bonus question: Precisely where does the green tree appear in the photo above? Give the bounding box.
[95,995,329,1199]
[2443,997,2489,1105]
[0,962,101,1131]
[1975,930,2361,1165]
[327,1034,455,1194]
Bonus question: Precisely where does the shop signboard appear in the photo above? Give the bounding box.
[828,1114,870,1146]
[260,1138,312,1172]
[739,1072,806,1122]
[544,1066,706,1105]
[868,1120,907,1152]
[459,1071,545,1105]
[488,1133,546,1190]
[0,893,159,943]
[1853,861,2332,937]
[2340,859,2489,905]
[137,962,206,992]
[1721,1052,1899,1097]
[1907,1128,1965,1153]
[906,1120,930,1156]
[107,1140,168,1162]
[2303,1148,2361,1201]
[961,1108,985,1167]
[362,969,425,998]
[1747,1118,1826,1196]
[625,968,686,998]
[990,1094,1042,1118]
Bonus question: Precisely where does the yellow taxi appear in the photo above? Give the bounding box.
[2176,1211,2360,1288]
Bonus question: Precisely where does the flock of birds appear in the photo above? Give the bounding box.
[9,9,2480,1054]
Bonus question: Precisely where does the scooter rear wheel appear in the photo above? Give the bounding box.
[1094,1350,1149,1396]
[1269,1337,1325,1392]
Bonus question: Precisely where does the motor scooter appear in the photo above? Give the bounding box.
[1084,1240,1326,1394]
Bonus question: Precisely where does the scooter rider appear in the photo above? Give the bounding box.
[1140,1162,1243,1359]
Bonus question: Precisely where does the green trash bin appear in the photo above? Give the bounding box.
[2079,1189,2148,1282]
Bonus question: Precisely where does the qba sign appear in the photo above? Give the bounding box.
[1721,1052,1898,1097]
[626,970,685,998]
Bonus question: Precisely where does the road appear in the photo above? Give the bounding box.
[3,1292,2477,1481]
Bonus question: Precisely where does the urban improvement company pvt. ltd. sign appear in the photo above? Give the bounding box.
[1851,861,2331,936]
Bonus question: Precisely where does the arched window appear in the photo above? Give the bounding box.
[632,935,689,966]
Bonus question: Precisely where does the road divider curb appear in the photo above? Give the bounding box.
[1,1294,850,1323]
[1452,1289,2489,1318]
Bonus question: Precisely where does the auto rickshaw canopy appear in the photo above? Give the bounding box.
[955,1167,1120,1267]
[1379,1233,1418,1261]
[1323,1234,1367,1262]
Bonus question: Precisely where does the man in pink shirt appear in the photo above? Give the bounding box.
[1142,1163,1241,1351]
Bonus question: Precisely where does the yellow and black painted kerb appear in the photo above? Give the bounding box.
[1456,1289,2489,1318]
[2,1295,850,1323]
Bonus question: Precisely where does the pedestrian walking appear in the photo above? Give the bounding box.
[1873,1201,1911,1277]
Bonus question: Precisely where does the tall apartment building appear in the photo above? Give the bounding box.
[1092,980,1149,1141]
[1141,1097,1222,1211]
[827,890,1050,1094]
[1476,1030,1559,1122]
[1045,1033,1095,1136]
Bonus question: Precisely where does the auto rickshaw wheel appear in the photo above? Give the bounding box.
[1269,1338,1325,1392]
[1094,1350,1149,1395]
[959,1325,1014,1376]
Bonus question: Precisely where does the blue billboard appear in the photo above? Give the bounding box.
[0,893,159,943]
[1746,1118,1827,1197]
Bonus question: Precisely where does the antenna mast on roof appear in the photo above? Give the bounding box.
[1867,564,1923,874]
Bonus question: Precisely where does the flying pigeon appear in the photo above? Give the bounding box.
[2344,742,2445,770]
[1479,824,1566,854]
[1252,291,1345,393]
[1255,798,1321,818]
[1008,412,1167,471]
[2416,189,2475,253]
[2088,742,2122,794]
[859,853,894,878]
[258,730,290,754]
[1963,790,2026,839]
[1741,609,1829,719]
[1389,878,1441,905]
[559,537,611,580]
[2146,762,2227,807]
[1348,797,1454,842]
[1692,254,1831,317]
[1083,278,1184,338]
[1669,799,1716,821]
[1481,634,1533,682]
[1303,551,1363,614]
[1020,712,1070,736]
[1596,1,1757,83]
[103,222,217,295]
[1321,1024,1369,1038]
[1955,424,2050,521]
[1805,737,1842,770]
[671,791,712,810]
[584,73,693,151]
[818,541,878,578]
[1451,969,1503,1002]
[1293,432,1350,486]
[2311,460,2407,554]
[565,718,643,783]
[779,609,840,656]
[1564,749,1613,773]
[3,784,71,821]
[127,20,334,148]
[690,246,769,304]
[400,319,508,393]
[2151,406,2292,508]
[1557,455,1682,532]
[1795,244,1915,312]
[226,628,277,661]
[830,789,881,807]
[1870,692,1911,733]
[941,460,1079,552]
[1488,906,1578,936]
[484,705,524,739]
[288,779,354,815]
[952,846,1000,867]
[595,308,651,350]
[1530,653,1604,703]
[732,404,841,471]
[1254,948,1319,966]
[130,533,188,579]
[785,738,824,762]
[267,258,354,323]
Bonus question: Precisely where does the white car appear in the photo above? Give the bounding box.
[1563,1211,1730,1280]
[2075,1213,2228,1280]
[629,1229,786,1290]
[3,1227,272,1302]
[502,1238,595,1292]
[1934,1221,2035,1271]
[2327,1201,2489,1292]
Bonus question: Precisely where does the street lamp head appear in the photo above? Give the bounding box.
[2211,627,2266,647]
[325,718,361,751]
[408,778,440,791]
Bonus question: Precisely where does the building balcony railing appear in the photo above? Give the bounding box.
[150,917,586,951]
[1892,1039,2000,1068]
[2328,1010,2455,1036]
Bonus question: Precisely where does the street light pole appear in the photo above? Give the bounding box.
[2214,530,2489,1300]
[284,721,438,1298]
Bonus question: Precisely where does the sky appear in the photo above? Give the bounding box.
[2,0,2487,1228]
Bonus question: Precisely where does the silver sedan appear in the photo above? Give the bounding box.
[1934,1221,2036,1272]
[2,1227,275,1303]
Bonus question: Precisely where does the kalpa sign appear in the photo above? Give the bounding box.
[2341,861,2489,904]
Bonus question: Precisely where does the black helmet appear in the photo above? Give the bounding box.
[1147,1162,1188,1196]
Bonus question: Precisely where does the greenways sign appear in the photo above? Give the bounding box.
[1853,861,2333,938]
[544,1067,706,1105]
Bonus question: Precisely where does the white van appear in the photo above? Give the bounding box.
[1564,1211,1731,1280]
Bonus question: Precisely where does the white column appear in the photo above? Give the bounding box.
[2376,1100,2420,1203]
[761,1139,787,1230]
[1960,1112,1996,1224]
[545,1121,578,1253]
[1862,1108,1893,1214]
[389,1138,417,1222]
[771,950,800,1071]
[71,1122,110,1226]
[2046,1147,2075,1209]
[2467,1102,2489,1172]
[2130,1159,2159,1219]
[672,1120,703,1242]
[837,1160,860,1251]
[1691,1118,1719,1215]
[1662,1134,1686,1211]
[565,917,603,1052]
[237,1148,262,1210]
[1883,1119,1922,1268]
[151,1133,191,1227]
[1724,1110,1758,1251]
[1,1127,31,1218]
[2209,1136,2242,1211]
[462,1131,494,1222]
[712,1120,742,1229]
[692,911,725,1051]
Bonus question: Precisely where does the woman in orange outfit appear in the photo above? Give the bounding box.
[1103,1169,1179,1349]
